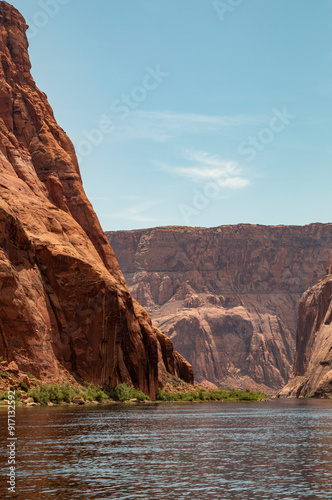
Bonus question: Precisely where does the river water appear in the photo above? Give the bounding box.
[1,399,332,499]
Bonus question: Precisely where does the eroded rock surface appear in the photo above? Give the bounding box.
[280,255,332,398]
[107,224,332,392]
[0,2,193,398]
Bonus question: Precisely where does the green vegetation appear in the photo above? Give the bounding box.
[26,372,36,380]
[108,383,150,402]
[1,373,9,379]
[28,383,109,405]
[0,381,266,406]
[25,382,150,406]
[0,391,8,401]
[0,391,21,403]
[156,387,268,402]
[0,357,4,362]
[18,381,29,392]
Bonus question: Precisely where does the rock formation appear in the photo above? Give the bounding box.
[107,224,332,392]
[279,255,332,397]
[0,1,193,398]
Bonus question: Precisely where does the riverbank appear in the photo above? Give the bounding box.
[0,358,269,406]
[0,377,268,407]
[0,384,269,407]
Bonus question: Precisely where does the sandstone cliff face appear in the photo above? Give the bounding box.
[0,2,193,398]
[107,224,332,392]
[279,256,332,398]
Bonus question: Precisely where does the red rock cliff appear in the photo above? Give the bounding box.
[107,224,332,392]
[0,1,193,397]
[280,253,332,397]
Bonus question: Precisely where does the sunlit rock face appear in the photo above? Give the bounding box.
[107,224,332,392]
[0,2,193,398]
[280,253,332,398]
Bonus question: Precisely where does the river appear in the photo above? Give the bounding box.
[1,399,332,499]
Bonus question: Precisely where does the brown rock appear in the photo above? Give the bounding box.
[0,2,193,399]
[184,294,202,308]
[199,379,218,390]
[72,397,85,405]
[7,361,19,374]
[206,295,222,306]
[107,224,332,392]
[280,258,332,398]
[21,375,30,388]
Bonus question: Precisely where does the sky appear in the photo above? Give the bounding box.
[8,0,332,231]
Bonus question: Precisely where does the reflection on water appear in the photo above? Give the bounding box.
[1,399,332,499]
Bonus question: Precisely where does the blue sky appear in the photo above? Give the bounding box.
[9,0,332,230]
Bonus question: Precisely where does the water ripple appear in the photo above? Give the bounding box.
[0,400,332,499]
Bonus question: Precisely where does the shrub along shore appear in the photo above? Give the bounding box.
[156,387,268,402]
[0,382,150,406]
[0,361,268,406]
[0,380,268,406]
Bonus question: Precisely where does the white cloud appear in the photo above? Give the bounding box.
[135,110,257,127]
[158,150,250,189]
[104,110,262,143]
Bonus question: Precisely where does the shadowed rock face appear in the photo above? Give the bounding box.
[107,224,332,392]
[279,255,332,398]
[0,1,193,398]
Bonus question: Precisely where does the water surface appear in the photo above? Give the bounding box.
[1,399,332,499]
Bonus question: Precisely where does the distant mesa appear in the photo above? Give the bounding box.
[107,223,332,393]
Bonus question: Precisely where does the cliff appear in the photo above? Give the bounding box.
[0,1,193,398]
[279,255,332,398]
[107,224,332,392]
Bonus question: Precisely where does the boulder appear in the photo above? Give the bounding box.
[72,397,85,405]
[6,362,19,375]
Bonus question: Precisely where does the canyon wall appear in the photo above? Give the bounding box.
[280,255,332,398]
[0,1,193,398]
[107,224,332,392]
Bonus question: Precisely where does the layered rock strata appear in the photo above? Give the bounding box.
[107,224,332,392]
[0,2,193,398]
[280,255,332,397]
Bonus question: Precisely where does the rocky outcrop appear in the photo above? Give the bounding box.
[0,2,193,398]
[107,224,332,392]
[279,256,332,398]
